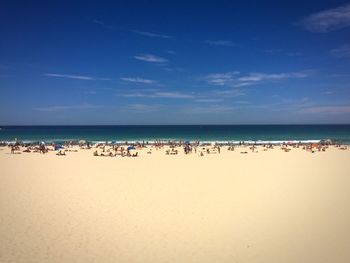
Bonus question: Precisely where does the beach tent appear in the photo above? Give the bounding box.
[127,146,136,150]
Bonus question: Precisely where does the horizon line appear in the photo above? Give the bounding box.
[1,123,350,127]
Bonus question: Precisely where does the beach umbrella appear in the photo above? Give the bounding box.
[79,140,86,145]
[127,146,136,150]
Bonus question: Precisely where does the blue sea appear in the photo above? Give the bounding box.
[0,125,350,144]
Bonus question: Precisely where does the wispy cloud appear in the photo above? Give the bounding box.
[120,91,195,99]
[133,30,174,39]
[124,104,162,112]
[120,77,158,84]
[264,49,283,53]
[302,105,350,114]
[299,3,350,32]
[328,73,350,78]
[203,71,309,87]
[204,71,240,86]
[237,72,308,82]
[92,19,114,29]
[166,50,176,54]
[286,52,302,57]
[44,73,111,81]
[264,49,301,57]
[322,91,334,95]
[235,100,250,104]
[152,92,194,98]
[93,19,105,25]
[133,54,168,63]
[204,40,235,47]
[35,104,102,112]
[330,44,350,58]
[185,105,238,114]
[214,89,246,98]
[44,73,94,80]
[194,99,224,103]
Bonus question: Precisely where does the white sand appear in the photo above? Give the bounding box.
[0,146,350,262]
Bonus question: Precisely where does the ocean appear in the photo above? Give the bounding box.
[0,125,350,144]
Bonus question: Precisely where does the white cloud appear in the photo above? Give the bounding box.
[133,54,168,63]
[204,71,240,86]
[92,19,114,29]
[133,30,174,39]
[299,3,350,32]
[302,106,350,114]
[194,99,224,103]
[44,73,94,80]
[35,104,102,112]
[205,40,235,47]
[214,89,246,97]
[152,92,194,98]
[238,72,308,82]
[186,105,238,114]
[121,91,194,99]
[124,104,162,112]
[203,71,309,87]
[286,52,302,57]
[235,100,250,104]
[93,19,105,25]
[120,77,158,84]
[44,73,111,81]
[330,44,350,57]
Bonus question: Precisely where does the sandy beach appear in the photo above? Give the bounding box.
[1,145,350,262]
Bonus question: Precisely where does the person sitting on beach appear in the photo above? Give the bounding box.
[93,150,99,156]
[56,149,66,156]
[23,148,31,153]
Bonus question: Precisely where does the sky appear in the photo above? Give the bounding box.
[0,0,350,125]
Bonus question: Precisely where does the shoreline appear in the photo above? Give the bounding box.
[0,138,341,146]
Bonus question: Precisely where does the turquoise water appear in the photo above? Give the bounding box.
[0,125,350,143]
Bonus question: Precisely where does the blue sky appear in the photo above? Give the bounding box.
[1,0,350,124]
